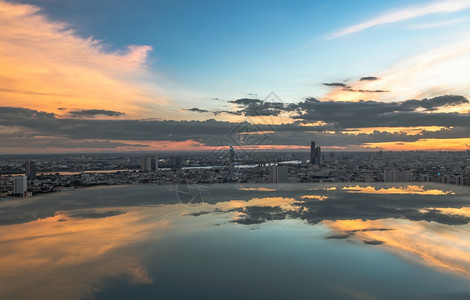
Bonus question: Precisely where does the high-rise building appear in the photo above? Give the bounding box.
[141,156,152,172]
[384,169,412,182]
[456,175,466,185]
[315,146,321,165]
[442,175,451,184]
[310,141,321,165]
[310,141,315,164]
[268,165,288,183]
[229,146,235,167]
[170,156,183,169]
[141,156,158,172]
[14,176,27,197]
[25,161,36,180]
[153,157,159,170]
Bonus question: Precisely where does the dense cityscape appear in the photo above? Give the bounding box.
[2,141,470,198]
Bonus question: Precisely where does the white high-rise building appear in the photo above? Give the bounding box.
[14,176,27,196]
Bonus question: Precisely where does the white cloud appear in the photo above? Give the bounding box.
[331,0,470,39]
[325,32,470,104]
[409,17,469,29]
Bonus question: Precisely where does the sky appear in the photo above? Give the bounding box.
[1,0,470,153]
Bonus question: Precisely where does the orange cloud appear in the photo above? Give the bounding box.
[0,206,172,299]
[364,137,470,151]
[0,0,171,118]
[342,185,454,195]
[325,218,470,279]
[215,197,299,212]
[341,126,448,135]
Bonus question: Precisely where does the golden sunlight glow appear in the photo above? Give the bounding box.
[422,207,470,218]
[215,197,298,211]
[299,121,329,127]
[342,185,454,195]
[309,187,337,191]
[342,126,448,135]
[239,187,276,191]
[365,138,470,151]
[301,195,328,201]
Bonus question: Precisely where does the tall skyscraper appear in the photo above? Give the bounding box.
[14,176,27,197]
[310,141,321,165]
[25,161,36,180]
[310,141,315,164]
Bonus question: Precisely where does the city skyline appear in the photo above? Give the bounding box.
[2,0,470,153]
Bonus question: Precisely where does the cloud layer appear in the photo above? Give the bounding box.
[1,94,470,152]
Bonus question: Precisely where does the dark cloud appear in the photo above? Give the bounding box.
[1,94,470,150]
[186,108,209,113]
[185,211,212,217]
[0,106,55,119]
[323,82,348,87]
[326,234,351,239]
[0,136,149,149]
[402,95,468,111]
[363,240,384,245]
[68,210,125,219]
[360,76,379,81]
[293,95,470,129]
[229,98,263,106]
[69,109,125,117]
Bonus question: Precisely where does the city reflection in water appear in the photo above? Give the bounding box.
[227,184,470,280]
[1,183,470,299]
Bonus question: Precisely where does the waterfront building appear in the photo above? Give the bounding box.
[14,176,27,197]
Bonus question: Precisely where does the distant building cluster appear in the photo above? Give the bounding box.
[2,144,470,198]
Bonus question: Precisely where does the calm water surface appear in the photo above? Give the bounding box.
[1,183,470,299]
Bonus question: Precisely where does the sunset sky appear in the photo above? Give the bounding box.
[2,0,470,153]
